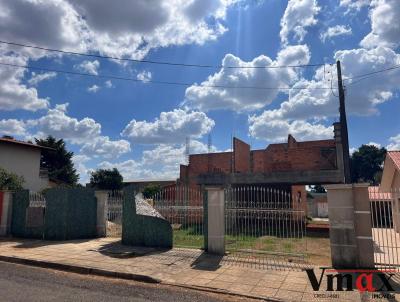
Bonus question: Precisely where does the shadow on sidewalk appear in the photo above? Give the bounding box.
[190,252,223,271]
[96,241,223,271]
[96,241,170,259]
[12,238,95,249]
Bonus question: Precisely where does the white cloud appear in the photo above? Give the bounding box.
[27,104,131,160]
[72,154,91,184]
[75,60,100,75]
[254,46,400,124]
[137,71,152,83]
[142,140,215,167]
[320,25,352,42]
[105,80,113,88]
[248,45,400,143]
[248,118,333,142]
[87,84,100,93]
[361,0,400,49]
[0,0,238,112]
[121,109,215,144]
[0,54,49,111]
[80,136,131,159]
[387,135,400,151]
[366,141,382,148]
[0,119,26,136]
[28,72,57,86]
[280,0,320,45]
[98,139,216,181]
[340,0,370,11]
[28,103,101,145]
[0,0,236,61]
[184,45,311,111]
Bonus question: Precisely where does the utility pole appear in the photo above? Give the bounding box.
[337,60,351,184]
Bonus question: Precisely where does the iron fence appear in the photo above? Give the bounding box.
[106,191,123,237]
[29,192,46,208]
[153,185,204,249]
[369,187,400,270]
[224,186,307,265]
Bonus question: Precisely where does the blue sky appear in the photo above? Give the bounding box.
[0,0,399,183]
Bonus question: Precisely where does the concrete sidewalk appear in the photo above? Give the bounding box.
[0,238,381,301]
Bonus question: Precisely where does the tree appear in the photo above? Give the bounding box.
[90,168,123,190]
[35,136,79,186]
[351,144,387,185]
[142,185,161,199]
[0,167,24,190]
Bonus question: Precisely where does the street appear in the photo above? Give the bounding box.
[0,261,258,302]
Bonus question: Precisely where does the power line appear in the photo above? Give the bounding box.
[0,61,334,90]
[343,64,400,82]
[0,40,327,69]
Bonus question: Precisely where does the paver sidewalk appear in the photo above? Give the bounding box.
[0,238,385,301]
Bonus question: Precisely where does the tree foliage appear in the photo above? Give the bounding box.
[0,167,24,190]
[351,144,387,185]
[90,168,123,190]
[35,136,79,186]
[142,185,161,199]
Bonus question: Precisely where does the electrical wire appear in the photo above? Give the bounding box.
[0,61,334,90]
[0,40,327,69]
[343,64,400,82]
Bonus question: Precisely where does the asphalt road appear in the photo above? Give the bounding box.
[0,261,256,302]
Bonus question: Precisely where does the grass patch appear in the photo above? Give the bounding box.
[172,225,331,266]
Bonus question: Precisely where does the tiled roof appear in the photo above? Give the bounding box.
[0,137,53,150]
[388,151,400,171]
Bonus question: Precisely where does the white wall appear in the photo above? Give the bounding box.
[0,143,48,191]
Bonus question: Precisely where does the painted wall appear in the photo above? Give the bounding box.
[0,143,48,191]
[11,188,97,240]
[122,187,172,248]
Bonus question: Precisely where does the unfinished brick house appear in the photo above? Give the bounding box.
[179,122,347,210]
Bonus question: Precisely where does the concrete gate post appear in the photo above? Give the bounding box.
[205,187,225,255]
[0,191,13,236]
[326,183,374,268]
[95,191,108,237]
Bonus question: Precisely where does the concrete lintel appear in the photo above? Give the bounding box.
[197,169,344,186]
[204,186,225,191]
[325,183,370,190]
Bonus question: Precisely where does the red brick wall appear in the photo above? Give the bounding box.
[251,150,265,173]
[187,152,232,178]
[233,138,250,173]
[264,140,336,172]
[181,138,337,183]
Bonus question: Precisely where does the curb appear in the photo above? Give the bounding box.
[0,255,160,284]
[0,255,281,302]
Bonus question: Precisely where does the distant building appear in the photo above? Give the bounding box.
[180,123,346,187]
[380,151,400,191]
[0,137,51,191]
[179,123,347,211]
[123,179,176,192]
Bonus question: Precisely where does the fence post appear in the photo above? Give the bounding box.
[205,186,225,255]
[326,183,374,268]
[0,191,13,236]
[95,191,108,237]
